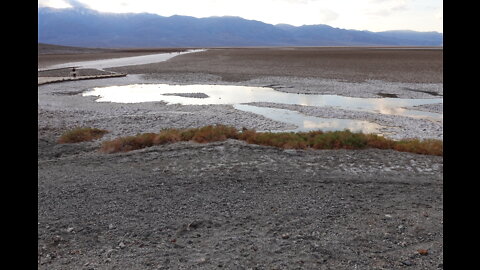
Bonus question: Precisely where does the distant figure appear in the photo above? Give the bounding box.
[70,67,77,78]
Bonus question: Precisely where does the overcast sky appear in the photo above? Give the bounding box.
[38,0,443,33]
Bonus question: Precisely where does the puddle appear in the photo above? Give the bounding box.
[83,83,443,133]
[47,49,206,70]
[234,104,384,134]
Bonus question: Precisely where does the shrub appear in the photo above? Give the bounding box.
[246,132,308,149]
[98,125,443,156]
[394,139,443,156]
[237,128,257,143]
[179,128,198,141]
[365,134,396,149]
[191,125,238,143]
[100,133,156,153]
[311,130,367,150]
[154,129,182,145]
[58,127,109,144]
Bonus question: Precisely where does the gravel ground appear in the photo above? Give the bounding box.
[38,47,443,269]
[38,140,443,270]
[108,48,443,84]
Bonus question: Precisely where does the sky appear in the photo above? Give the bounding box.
[38,0,443,33]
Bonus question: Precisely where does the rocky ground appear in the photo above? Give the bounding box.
[38,47,443,269]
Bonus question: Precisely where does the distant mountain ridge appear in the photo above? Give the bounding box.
[38,7,443,48]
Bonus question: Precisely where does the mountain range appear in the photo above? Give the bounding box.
[38,7,443,48]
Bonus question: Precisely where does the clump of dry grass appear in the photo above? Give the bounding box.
[100,125,238,153]
[99,125,443,156]
[310,130,368,149]
[393,138,443,156]
[100,133,156,153]
[239,130,308,149]
[153,129,183,145]
[58,127,109,144]
[191,125,238,143]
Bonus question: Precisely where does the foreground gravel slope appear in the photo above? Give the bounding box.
[38,139,442,269]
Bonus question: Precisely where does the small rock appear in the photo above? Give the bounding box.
[66,227,74,233]
[417,249,429,255]
[402,260,413,266]
[281,233,290,239]
[108,224,115,230]
[196,257,207,264]
[173,243,185,249]
[118,242,126,249]
[105,249,115,258]
[385,214,393,218]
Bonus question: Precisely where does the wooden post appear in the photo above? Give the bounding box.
[71,67,77,78]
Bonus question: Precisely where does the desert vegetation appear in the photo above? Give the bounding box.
[99,125,443,156]
[57,127,109,143]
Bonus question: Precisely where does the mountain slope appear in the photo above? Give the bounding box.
[38,7,443,48]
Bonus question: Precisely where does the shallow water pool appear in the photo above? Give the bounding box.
[48,50,206,70]
[83,83,443,133]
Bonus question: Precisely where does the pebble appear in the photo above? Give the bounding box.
[417,249,429,255]
[196,257,207,264]
[106,249,115,257]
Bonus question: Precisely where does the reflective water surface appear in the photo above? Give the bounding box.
[48,50,206,70]
[83,83,443,133]
[234,104,384,133]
